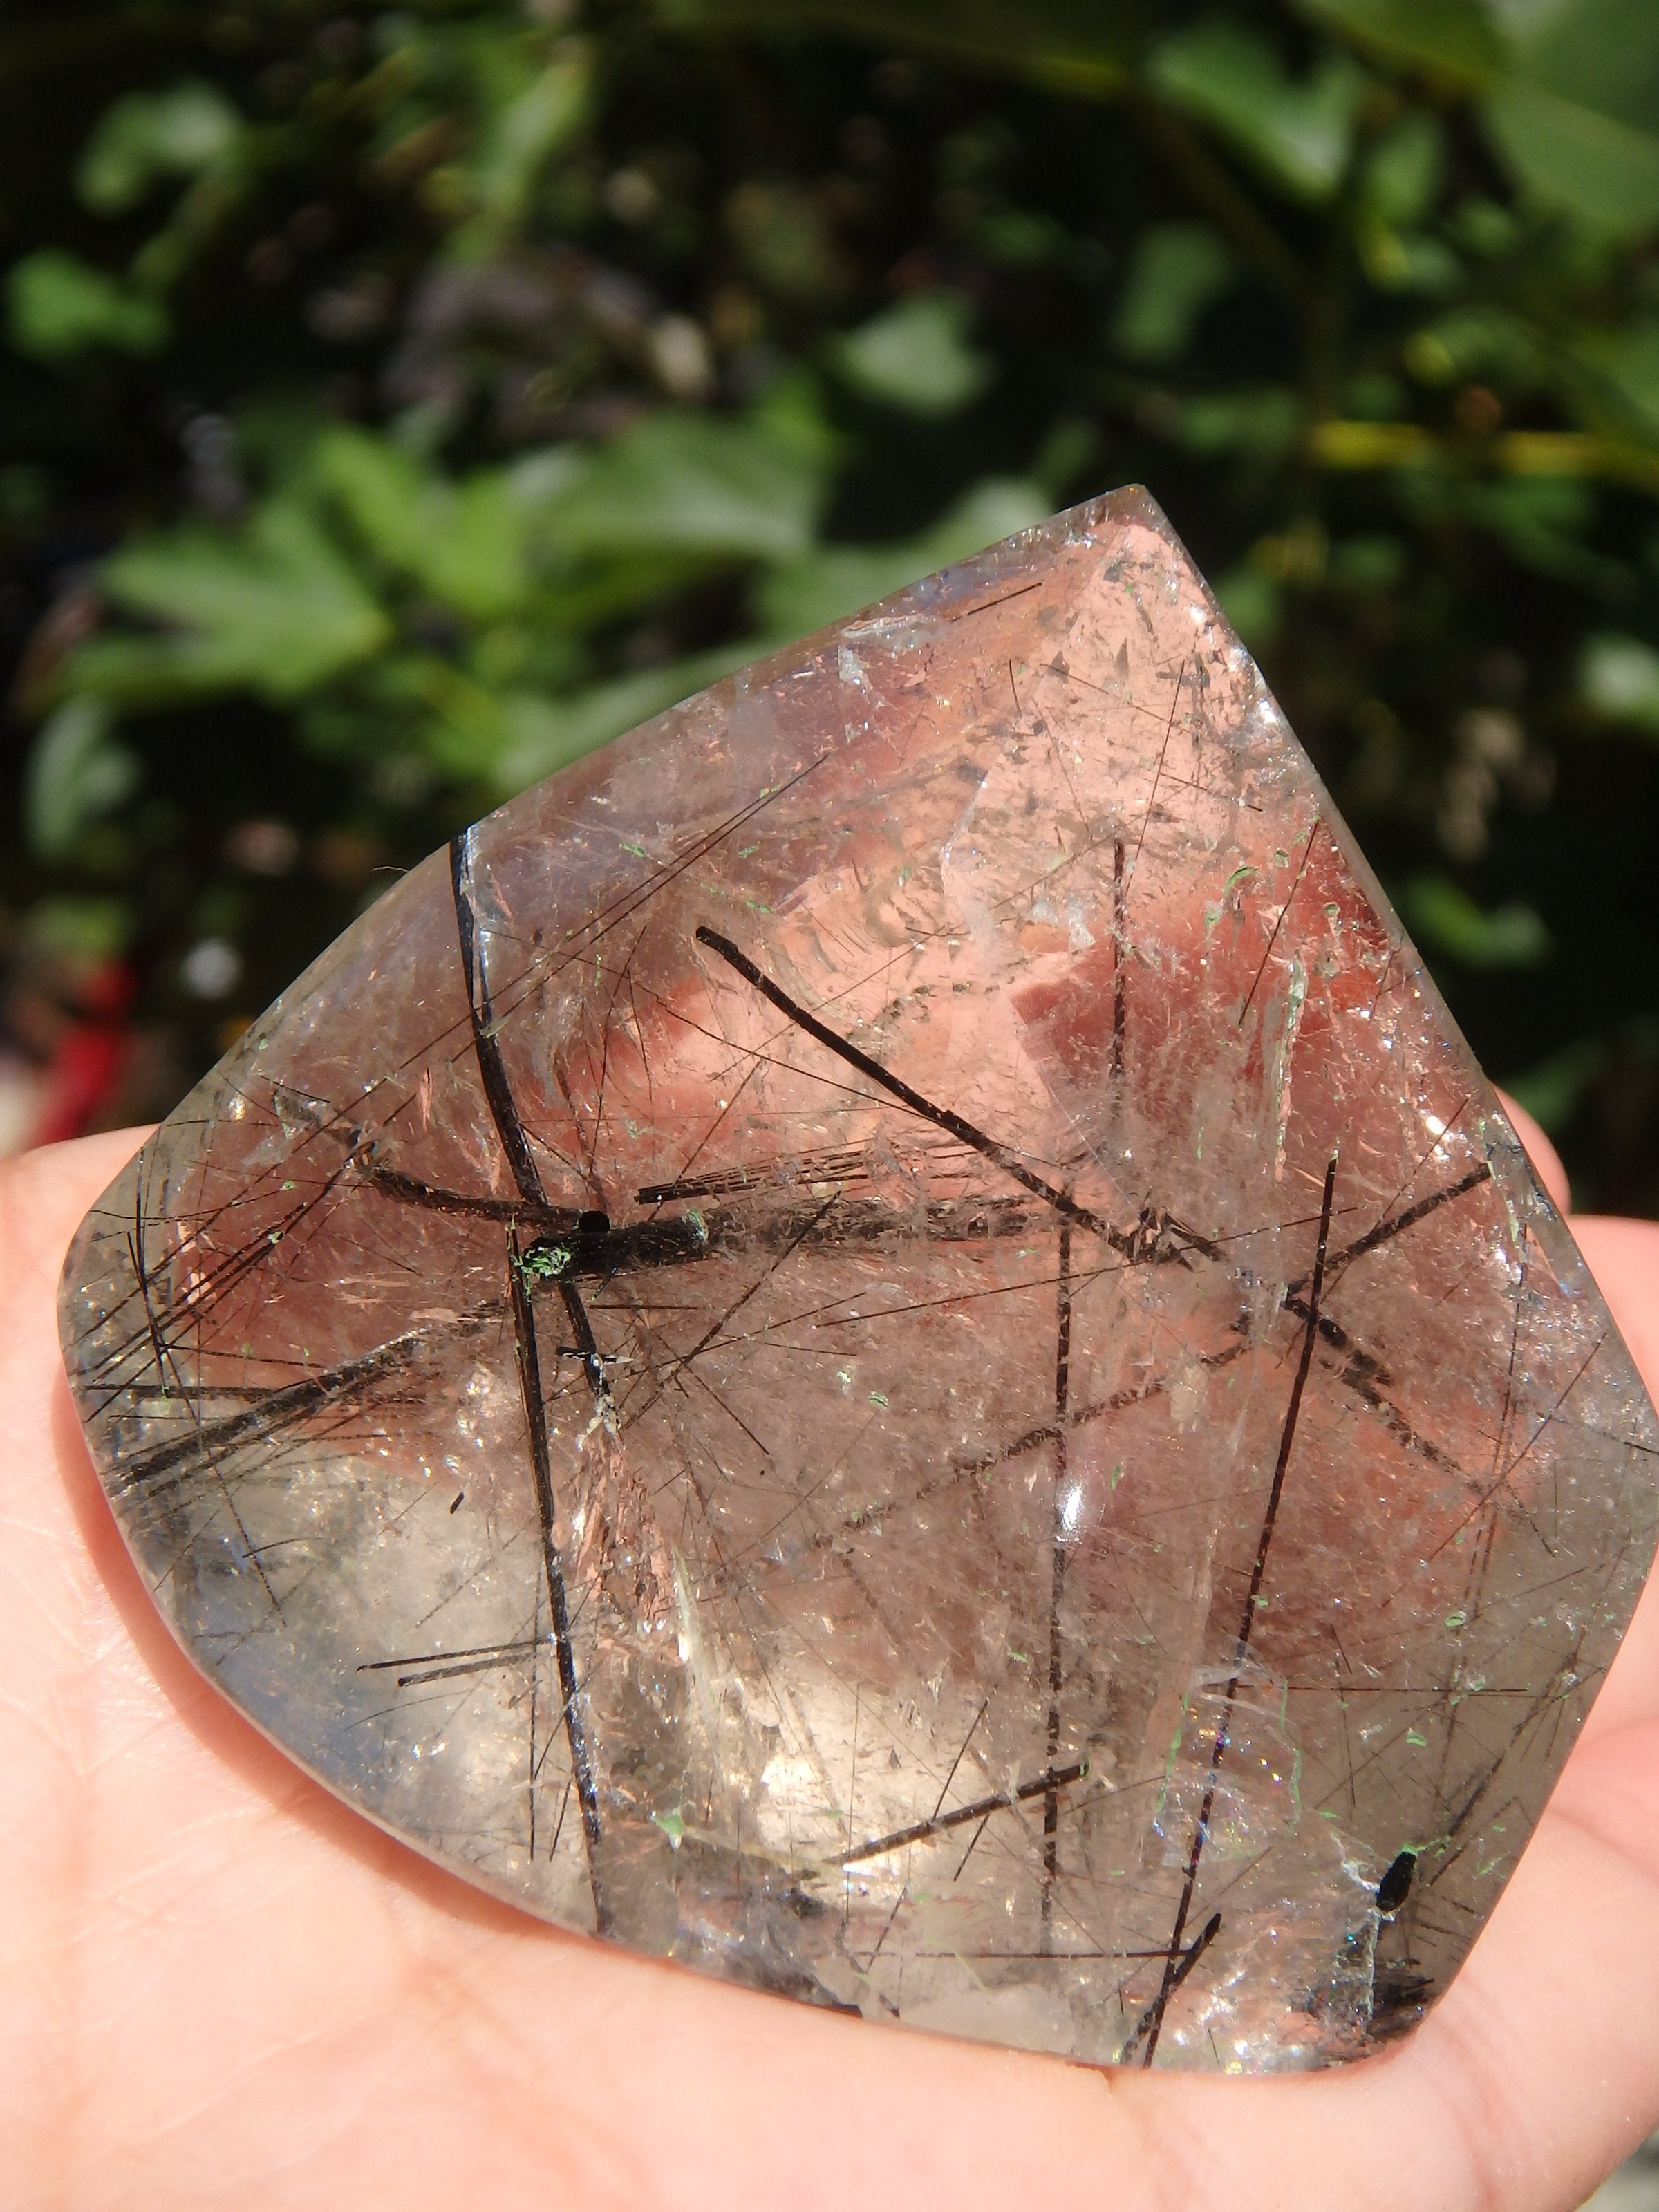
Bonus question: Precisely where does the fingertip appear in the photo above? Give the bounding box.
[0,1125,154,1273]
[1568,1215,1659,1405]
[1494,1089,1571,1215]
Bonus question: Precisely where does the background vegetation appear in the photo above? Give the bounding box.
[5,0,1659,1206]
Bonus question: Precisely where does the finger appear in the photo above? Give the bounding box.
[17,1131,1659,2212]
[1115,1203,1659,2212]
[1497,1088,1571,1215]
[1558,1216,1659,1747]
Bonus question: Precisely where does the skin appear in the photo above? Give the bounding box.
[2,1120,1657,2212]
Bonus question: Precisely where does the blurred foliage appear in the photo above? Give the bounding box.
[6,0,1659,1201]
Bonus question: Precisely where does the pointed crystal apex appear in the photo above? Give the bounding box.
[59,491,1659,2069]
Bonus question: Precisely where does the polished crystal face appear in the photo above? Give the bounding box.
[59,488,1659,2071]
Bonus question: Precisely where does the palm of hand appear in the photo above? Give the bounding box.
[6,1129,1659,2211]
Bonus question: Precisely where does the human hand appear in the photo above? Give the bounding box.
[4,1122,1658,2211]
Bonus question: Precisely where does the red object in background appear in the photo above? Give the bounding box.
[28,960,135,1147]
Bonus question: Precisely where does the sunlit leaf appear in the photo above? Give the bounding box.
[91,502,391,701]
[1514,0,1659,138]
[1360,111,1445,227]
[832,291,994,415]
[1212,565,1280,649]
[1172,387,1303,460]
[312,427,536,621]
[1297,0,1504,88]
[1460,478,1622,594]
[1503,1036,1608,1130]
[490,649,755,792]
[6,250,166,361]
[1403,302,1544,387]
[75,81,243,214]
[355,641,757,790]
[1484,79,1659,233]
[1480,0,1659,233]
[1568,319,1659,440]
[1147,20,1368,200]
[1327,533,1407,590]
[24,895,131,964]
[1112,223,1236,364]
[756,475,1051,636]
[23,698,141,860]
[1402,874,1552,966]
[1359,225,1462,295]
[449,43,590,257]
[543,406,831,564]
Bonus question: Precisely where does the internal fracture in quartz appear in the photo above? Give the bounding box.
[60,489,1659,2071]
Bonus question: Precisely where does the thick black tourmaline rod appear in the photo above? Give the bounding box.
[451,828,608,1925]
[695,926,1151,1257]
[832,1760,1089,1868]
[1136,1150,1340,2065]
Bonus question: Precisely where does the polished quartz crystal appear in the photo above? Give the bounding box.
[59,489,1659,2071]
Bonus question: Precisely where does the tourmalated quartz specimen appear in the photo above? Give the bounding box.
[60,489,1659,2071]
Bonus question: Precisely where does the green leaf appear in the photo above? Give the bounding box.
[1328,533,1407,590]
[1459,478,1622,594]
[1403,303,1544,386]
[24,894,131,964]
[407,477,534,619]
[543,406,830,565]
[1112,223,1236,364]
[1566,317,1659,441]
[23,697,141,860]
[1503,1036,1608,1131]
[6,251,166,361]
[1212,565,1281,648]
[75,80,243,214]
[1360,112,1445,227]
[1147,21,1368,201]
[311,429,436,574]
[93,500,391,702]
[1403,874,1552,966]
[1484,79,1659,232]
[367,641,756,791]
[1474,0,1659,234]
[1359,227,1462,294]
[832,291,994,415]
[1515,0,1659,138]
[1172,387,1303,460]
[490,648,756,793]
[449,43,590,258]
[1297,0,1505,88]
[312,427,536,621]
[756,474,1051,637]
